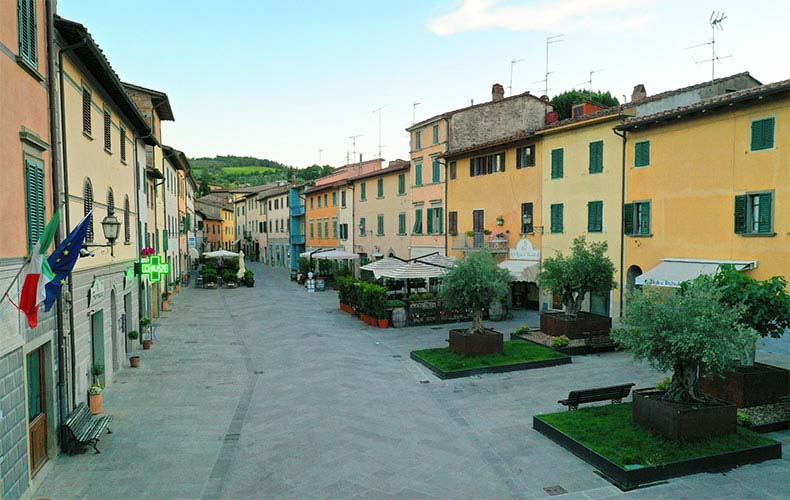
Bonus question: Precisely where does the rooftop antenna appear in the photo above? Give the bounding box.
[544,34,563,99]
[349,135,362,165]
[508,58,524,96]
[686,11,731,83]
[372,105,387,158]
[412,102,421,125]
[576,69,603,92]
[318,148,323,165]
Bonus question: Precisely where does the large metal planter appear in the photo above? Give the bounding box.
[540,311,611,339]
[448,328,503,357]
[700,363,790,408]
[632,389,736,442]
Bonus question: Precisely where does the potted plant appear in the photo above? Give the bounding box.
[89,363,105,414]
[496,215,504,226]
[389,300,407,328]
[141,247,155,258]
[203,268,218,288]
[612,275,758,441]
[699,266,790,407]
[439,250,510,356]
[537,236,616,338]
[162,291,171,311]
[224,269,238,288]
[244,269,255,287]
[483,229,492,236]
[174,279,181,293]
[127,330,141,367]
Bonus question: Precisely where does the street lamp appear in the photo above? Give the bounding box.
[84,213,122,256]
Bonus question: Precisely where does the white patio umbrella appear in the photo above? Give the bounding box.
[203,250,240,259]
[414,253,457,268]
[237,250,246,280]
[360,257,408,279]
[299,249,360,260]
[377,261,448,280]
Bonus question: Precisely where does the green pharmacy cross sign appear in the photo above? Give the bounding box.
[141,255,170,283]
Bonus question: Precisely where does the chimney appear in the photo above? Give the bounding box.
[492,83,505,102]
[631,84,647,103]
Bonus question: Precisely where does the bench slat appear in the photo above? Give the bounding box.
[61,403,112,454]
[558,383,635,409]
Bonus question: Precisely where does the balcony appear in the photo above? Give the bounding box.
[450,233,509,254]
[290,204,306,217]
[290,233,306,245]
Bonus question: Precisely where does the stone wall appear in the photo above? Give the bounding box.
[449,95,548,151]
[0,349,27,500]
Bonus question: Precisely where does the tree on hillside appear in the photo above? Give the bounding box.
[198,178,211,196]
[550,90,620,120]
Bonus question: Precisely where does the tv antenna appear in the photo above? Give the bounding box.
[318,148,323,165]
[686,11,731,82]
[372,105,387,158]
[532,35,563,106]
[349,135,362,164]
[508,58,524,96]
[576,69,603,92]
[412,102,421,125]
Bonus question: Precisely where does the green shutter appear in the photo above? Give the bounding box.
[415,164,422,186]
[551,149,563,178]
[757,192,772,233]
[432,160,440,183]
[550,204,563,233]
[589,141,603,174]
[18,0,37,66]
[163,229,168,251]
[436,207,443,234]
[635,141,650,167]
[426,208,434,234]
[377,215,384,235]
[25,160,45,252]
[360,182,366,200]
[751,118,775,151]
[588,201,603,232]
[377,178,383,197]
[398,213,406,234]
[398,174,405,194]
[639,202,651,235]
[734,195,747,234]
[413,208,422,234]
[623,203,634,235]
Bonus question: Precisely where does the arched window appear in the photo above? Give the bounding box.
[84,178,94,242]
[107,188,115,215]
[124,195,131,243]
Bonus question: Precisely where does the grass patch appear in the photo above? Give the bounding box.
[413,340,566,372]
[537,403,776,468]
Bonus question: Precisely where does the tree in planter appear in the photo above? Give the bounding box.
[537,236,616,318]
[439,250,509,334]
[612,275,758,403]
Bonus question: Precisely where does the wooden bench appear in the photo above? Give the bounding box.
[558,383,635,410]
[584,333,615,351]
[61,403,113,454]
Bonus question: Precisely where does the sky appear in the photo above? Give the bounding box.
[60,0,790,169]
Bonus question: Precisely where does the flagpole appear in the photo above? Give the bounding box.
[0,255,32,306]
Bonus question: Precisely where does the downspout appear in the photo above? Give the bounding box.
[444,117,450,256]
[56,33,89,415]
[132,131,154,339]
[613,124,627,317]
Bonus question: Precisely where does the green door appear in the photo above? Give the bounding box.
[91,311,105,385]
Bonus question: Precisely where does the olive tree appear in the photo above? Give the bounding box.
[712,265,789,339]
[612,275,758,403]
[439,250,510,334]
[537,236,616,318]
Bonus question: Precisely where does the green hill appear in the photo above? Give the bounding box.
[190,155,335,189]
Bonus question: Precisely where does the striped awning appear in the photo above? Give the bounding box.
[635,258,756,288]
[361,257,408,279]
[414,254,457,268]
[377,261,448,280]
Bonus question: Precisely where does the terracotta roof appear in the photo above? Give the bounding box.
[349,161,410,182]
[196,193,234,210]
[617,79,790,131]
[121,82,175,121]
[406,91,545,131]
[630,71,760,106]
[442,129,540,159]
[256,183,291,200]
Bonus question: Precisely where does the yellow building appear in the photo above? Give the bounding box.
[444,131,543,309]
[619,80,789,291]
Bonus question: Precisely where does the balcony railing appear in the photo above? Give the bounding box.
[450,233,509,253]
[290,204,306,217]
[290,233,306,245]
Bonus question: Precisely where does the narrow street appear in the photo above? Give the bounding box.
[35,263,789,499]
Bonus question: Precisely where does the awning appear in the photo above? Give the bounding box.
[635,258,756,288]
[299,249,359,260]
[414,253,457,268]
[378,261,448,280]
[498,260,540,282]
[188,248,199,258]
[361,257,407,278]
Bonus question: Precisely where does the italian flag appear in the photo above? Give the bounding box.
[18,211,60,328]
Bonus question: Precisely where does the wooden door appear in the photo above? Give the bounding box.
[27,348,47,476]
[472,210,485,248]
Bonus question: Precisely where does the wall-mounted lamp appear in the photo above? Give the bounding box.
[83,213,121,256]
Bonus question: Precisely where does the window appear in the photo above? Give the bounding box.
[323,194,328,207]
[360,182,366,201]
[415,163,422,186]
[24,160,45,252]
[735,192,773,235]
[317,195,321,208]
[332,191,337,206]
[449,161,457,180]
[17,0,37,66]
[84,178,94,241]
[398,213,406,235]
[634,140,650,167]
[309,219,314,238]
[341,190,346,207]
[324,218,329,238]
[589,141,603,174]
[587,201,603,232]
[516,145,535,169]
[332,217,338,238]
[550,203,563,233]
[415,130,422,150]
[521,203,533,234]
[377,178,384,198]
[432,124,439,144]
[470,153,505,177]
[339,223,348,240]
[551,148,564,178]
[413,208,423,234]
[317,218,322,238]
[432,160,441,183]
[426,207,443,234]
[751,118,775,151]
[82,88,92,135]
[359,217,366,235]
[398,174,405,195]
[309,197,313,209]
[623,201,651,236]
[104,110,111,151]
[448,211,458,234]
[120,128,126,162]
[275,199,279,210]
[377,214,384,235]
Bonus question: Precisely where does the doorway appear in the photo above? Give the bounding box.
[27,347,48,476]
[472,209,485,248]
[124,293,132,354]
[111,290,119,373]
[91,311,105,385]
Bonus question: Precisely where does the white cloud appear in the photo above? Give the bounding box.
[429,0,652,36]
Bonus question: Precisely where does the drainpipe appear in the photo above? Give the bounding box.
[132,131,154,340]
[55,31,89,415]
[613,124,628,317]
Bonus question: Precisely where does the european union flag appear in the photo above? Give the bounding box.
[43,211,93,312]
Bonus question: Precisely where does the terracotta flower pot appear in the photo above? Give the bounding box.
[89,392,103,414]
[143,340,153,350]
[377,319,389,328]
[129,355,140,368]
[162,300,170,311]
